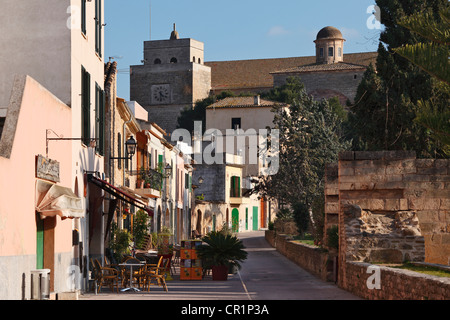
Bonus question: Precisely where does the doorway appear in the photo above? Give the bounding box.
[232,208,239,233]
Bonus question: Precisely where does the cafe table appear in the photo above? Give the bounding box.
[119,261,145,292]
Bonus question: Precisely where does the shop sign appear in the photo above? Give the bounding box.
[36,154,60,183]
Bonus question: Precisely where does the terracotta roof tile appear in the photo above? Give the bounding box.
[206,96,287,109]
[205,52,377,91]
[271,62,368,74]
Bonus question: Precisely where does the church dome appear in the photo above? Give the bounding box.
[316,26,344,40]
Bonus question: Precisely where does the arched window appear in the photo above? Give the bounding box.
[198,58,201,64]
[154,58,161,64]
[193,56,196,62]
[170,57,177,63]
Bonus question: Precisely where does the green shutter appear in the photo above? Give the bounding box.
[36,217,44,269]
[231,176,235,197]
[237,176,241,197]
[81,67,90,146]
[81,0,86,35]
[95,84,105,156]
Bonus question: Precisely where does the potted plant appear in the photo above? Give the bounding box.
[137,167,146,188]
[196,231,248,281]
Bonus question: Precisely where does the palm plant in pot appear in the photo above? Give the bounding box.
[196,231,248,281]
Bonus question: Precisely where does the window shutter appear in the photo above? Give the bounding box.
[231,176,236,197]
[81,67,90,146]
[237,176,241,197]
[81,0,86,35]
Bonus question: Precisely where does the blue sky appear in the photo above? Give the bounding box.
[105,0,381,100]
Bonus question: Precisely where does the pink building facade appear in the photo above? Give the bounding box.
[0,75,80,300]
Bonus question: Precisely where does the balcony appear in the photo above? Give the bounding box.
[132,168,162,199]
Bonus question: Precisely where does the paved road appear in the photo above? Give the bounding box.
[237,231,359,300]
[80,231,359,301]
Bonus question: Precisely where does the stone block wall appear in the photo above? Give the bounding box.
[343,261,450,300]
[265,231,333,282]
[324,163,339,247]
[330,151,450,289]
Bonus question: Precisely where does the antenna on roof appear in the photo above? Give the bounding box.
[149,0,152,40]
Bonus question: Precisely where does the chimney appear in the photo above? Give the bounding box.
[254,95,261,106]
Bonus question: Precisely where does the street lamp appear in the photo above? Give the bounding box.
[164,163,172,178]
[125,136,137,158]
[110,135,137,161]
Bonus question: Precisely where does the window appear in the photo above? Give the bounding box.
[95,0,102,57]
[231,118,241,130]
[81,66,91,146]
[198,58,201,64]
[95,83,105,155]
[81,0,87,35]
[230,176,241,197]
[328,47,334,57]
[193,56,196,63]
[338,47,342,57]
[154,58,161,64]
[319,47,324,58]
[170,57,177,63]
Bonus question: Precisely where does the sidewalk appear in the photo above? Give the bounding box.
[79,267,249,300]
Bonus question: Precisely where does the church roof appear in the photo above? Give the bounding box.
[206,96,287,109]
[316,26,344,41]
[205,52,377,92]
[270,62,368,74]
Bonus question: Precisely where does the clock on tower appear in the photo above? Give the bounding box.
[151,84,171,104]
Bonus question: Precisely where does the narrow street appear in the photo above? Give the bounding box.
[237,231,359,300]
[80,231,359,301]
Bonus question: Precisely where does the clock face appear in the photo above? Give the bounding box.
[152,85,170,104]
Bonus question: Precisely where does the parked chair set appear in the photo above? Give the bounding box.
[90,255,169,293]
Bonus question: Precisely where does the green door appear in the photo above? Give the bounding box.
[232,208,239,233]
[252,207,258,231]
[36,217,44,269]
[245,208,248,230]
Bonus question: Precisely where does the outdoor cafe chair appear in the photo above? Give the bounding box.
[120,257,146,289]
[144,257,169,292]
[92,258,120,293]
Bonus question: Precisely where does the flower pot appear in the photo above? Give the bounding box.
[212,265,229,281]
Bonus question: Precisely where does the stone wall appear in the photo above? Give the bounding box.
[330,151,450,290]
[273,69,366,104]
[342,261,450,300]
[324,163,339,247]
[265,230,333,281]
[266,231,450,300]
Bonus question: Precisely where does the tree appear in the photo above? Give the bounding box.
[254,77,351,233]
[393,5,450,155]
[348,0,449,158]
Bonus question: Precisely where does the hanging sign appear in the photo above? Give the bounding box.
[36,154,60,183]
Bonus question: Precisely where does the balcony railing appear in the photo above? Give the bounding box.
[130,168,163,191]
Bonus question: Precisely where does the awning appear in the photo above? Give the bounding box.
[88,175,154,216]
[35,179,84,219]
